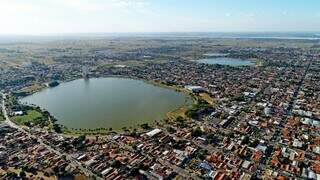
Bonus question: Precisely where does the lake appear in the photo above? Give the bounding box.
[195,57,254,66]
[203,53,228,57]
[20,78,190,130]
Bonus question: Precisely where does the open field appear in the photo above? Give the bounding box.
[198,93,215,105]
[18,83,45,94]
[0,36,318,69]
[13,110,43,125]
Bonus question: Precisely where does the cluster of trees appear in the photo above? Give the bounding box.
[53,124,62,133]
[240,135,260,148]
[175,116,188,128]
[0,112,4,121]
[129,128,139,137]
[172,139,188,150]
[205,133,220,145]
[166,126,176,133]
[231,95,246,102]
[71,135,87,150]
[52,165,74,178]
[194,148,208,160]
[191,127,203,137]
[185,100,213,119]
[140,123,151,130]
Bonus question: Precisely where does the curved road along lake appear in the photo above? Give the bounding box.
[21,78,190,130]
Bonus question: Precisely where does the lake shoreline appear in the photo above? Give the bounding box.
[18,76,198,135]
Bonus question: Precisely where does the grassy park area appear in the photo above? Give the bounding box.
[13,110,44,125]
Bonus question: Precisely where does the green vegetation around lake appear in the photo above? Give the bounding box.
[13,110,44,125]
[185,99,214,119]
[0,109,4,122]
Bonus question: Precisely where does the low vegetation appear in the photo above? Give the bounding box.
[13,110,44,125]
[0,105,4,122]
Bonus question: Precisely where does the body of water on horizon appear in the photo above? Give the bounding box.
[195,57,254,66]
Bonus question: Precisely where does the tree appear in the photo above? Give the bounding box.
[78,135,86,142]
[19,171,26,178]
[191,127,203,137]
[249,139,260,148]
[176,116,184,123]
[167,126,176,133]
[195,149,208,160]
[111,160,122,168]
[140,123,150,130]
[279,156,290,164]
[186,109,198,119]
[44,172,50,177]
[130,130,138,137]
[172,140,187,150]
[241,136,250,145]
[128,167,140,177]
[226,132,235,138]
[206,133,219,145]
[6,172,18,179]
[53,124,62,133]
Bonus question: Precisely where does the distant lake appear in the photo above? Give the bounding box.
[20,78,190,130]
[203,53,228,57]
[195,57,254,66]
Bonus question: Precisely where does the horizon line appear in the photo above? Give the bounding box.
[0,31,320,37]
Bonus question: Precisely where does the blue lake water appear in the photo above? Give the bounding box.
[195,57,254,66]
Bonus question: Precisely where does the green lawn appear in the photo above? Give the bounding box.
[0,115,4,122]
[13,110,43,125]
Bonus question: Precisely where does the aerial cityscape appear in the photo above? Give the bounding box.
[0,0,320,180]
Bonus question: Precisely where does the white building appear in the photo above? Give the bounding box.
[185,85,205,93]
[13,111,24,116]
[146,128,162,137]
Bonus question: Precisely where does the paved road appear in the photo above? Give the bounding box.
[1,93,102,180]
[140,150,201,180]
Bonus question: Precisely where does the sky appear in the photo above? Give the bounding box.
[0,0,320,35]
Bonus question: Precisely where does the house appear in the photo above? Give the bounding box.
[242,160,251,169]
[101,167,113,176]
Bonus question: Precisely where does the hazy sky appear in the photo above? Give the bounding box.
[0,0,319,34]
